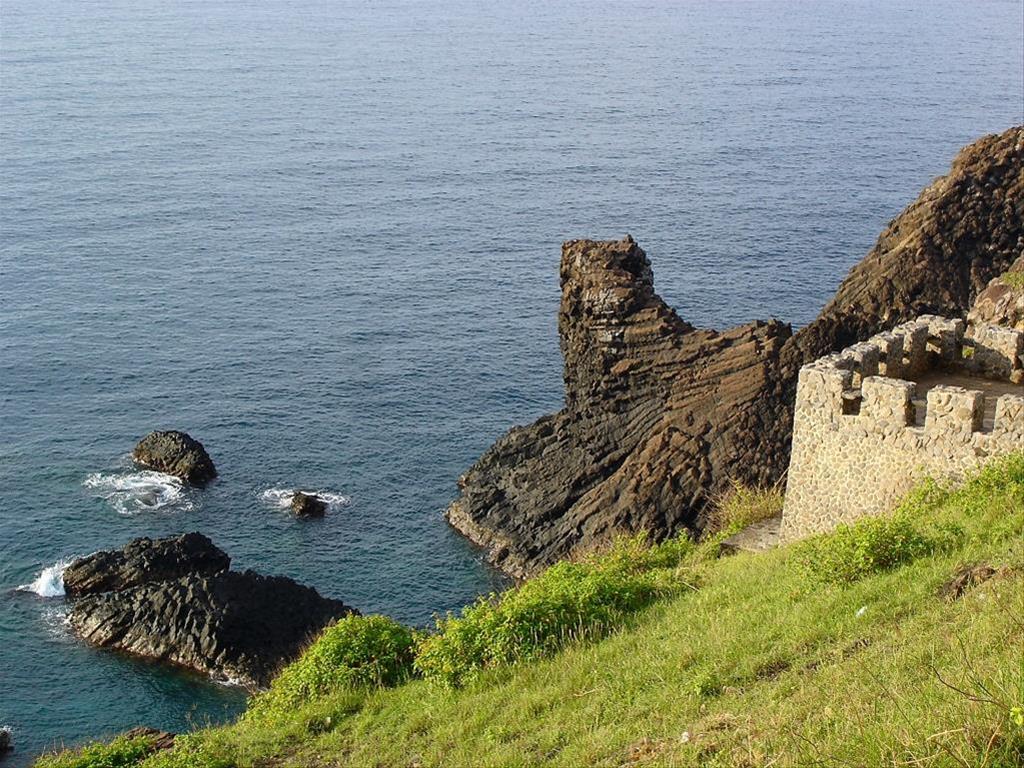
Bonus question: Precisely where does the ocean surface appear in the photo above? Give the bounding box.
[1,0,1021,762]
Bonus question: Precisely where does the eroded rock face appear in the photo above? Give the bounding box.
[783,127,1023,368]
[968,256,1024,331]
[66,534,356,687]
[291,491,327,518]
[132,431,217,485]
[447,236,793,577]
[63,532,229,597]
[447,126,1024,578]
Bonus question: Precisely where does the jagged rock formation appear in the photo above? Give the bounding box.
[782,127,1023,368]
[132,430,217,485]
[969,256,1024,331]
[66,534,356,687]
[447,126,1024,578]
[63,532,229,597]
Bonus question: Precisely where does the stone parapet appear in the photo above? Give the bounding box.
[780,316,1023,542]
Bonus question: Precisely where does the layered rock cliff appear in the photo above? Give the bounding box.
[447,126,1024,578]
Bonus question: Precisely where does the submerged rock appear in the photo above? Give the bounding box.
[63,532,229,597]
[66,534,356,687]
[132,431,217,485]
[447,126,1024,577]
[291,491,327,518]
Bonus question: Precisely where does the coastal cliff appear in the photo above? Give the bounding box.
[447,126,1024,577]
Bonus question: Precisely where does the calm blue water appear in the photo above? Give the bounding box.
[1,0,1021,762]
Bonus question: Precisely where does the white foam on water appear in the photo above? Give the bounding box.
[260,487,351,512]
[17,558,73,597]
[41,606,74,642]
[83,469,192,515]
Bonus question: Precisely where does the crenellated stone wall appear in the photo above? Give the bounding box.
[780,316,1024,542]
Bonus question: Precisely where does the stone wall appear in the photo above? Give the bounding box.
[779,316,1024,542]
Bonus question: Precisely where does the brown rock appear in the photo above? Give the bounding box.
[132,431,217,485]
[939,563,1000,601]
[968,255,1024,330]
[291,491,327,518]
[121,727,176,754]
[447,126,1024,577]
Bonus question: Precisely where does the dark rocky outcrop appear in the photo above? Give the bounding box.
[447,126,1024,578]
[63,533,229,597]
[121,727,176,755]
[291,491,327,518]
[781,127,1023,369]
[66,534,356,687]
[132,431,217,485]
[0,727,10,759]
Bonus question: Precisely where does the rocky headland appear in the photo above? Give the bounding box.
[447,126,1024,577]
[65,533,356,687]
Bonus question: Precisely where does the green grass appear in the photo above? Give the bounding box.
[36,455,1024,768]
[1000,269,1024,291]
[35,735,158,768]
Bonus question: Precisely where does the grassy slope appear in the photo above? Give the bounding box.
[42,457,1024,768]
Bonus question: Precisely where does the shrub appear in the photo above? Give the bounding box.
[249,615,416,717]
[36,735,154,768]
[703,482,784,539]
[795,513,954,585]
[687,669,723,698]
[414,535,693,688]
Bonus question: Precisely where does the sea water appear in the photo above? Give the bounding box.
[1,0,1021,762]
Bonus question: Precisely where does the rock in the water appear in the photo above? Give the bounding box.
[447,126,1024,578]
[63,532,229,597]
[968,255,1024,331]
[291,491,327,518]
[132,430,217,485]
[0,727,10,758]
[66,535,356,687]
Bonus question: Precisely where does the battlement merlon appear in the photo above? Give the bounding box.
[793,318,1024,437]
[995,394,1024,437]
[924,385,983,439]
[796,318,1021,386]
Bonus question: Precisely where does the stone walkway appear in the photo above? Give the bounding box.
[721,515,782,553]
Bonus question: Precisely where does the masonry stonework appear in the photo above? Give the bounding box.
[779,316,1024,542]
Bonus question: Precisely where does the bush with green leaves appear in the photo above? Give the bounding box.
[414,535,694,687]
[35,734,155,768]
[249,614,416,717]
[795,510,960,585]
